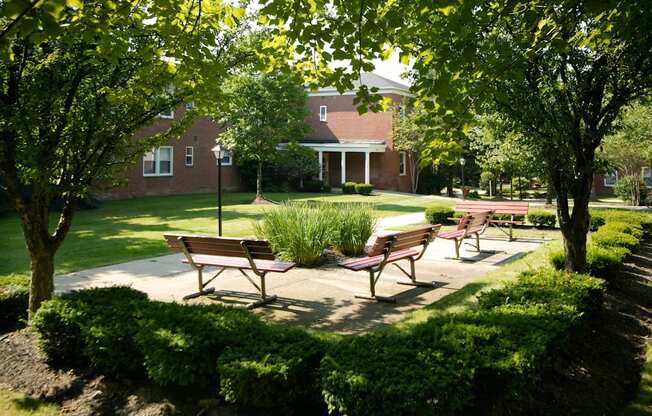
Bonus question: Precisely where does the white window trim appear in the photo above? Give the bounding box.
[603,170,618,187]
[185,146,194,167]
[216,150,233,167]
[643,166,651,187]
[399,151,407,176]
[143,146,174,177]
[319,105,327,122]
[159,109,174,119]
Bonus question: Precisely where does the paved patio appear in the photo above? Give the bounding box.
[55,234,544,334]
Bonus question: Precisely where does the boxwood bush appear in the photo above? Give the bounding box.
[588,212,606,231]
[599,221,644,239]
[218,325,327,414]
[591,228,639,251]
[0,275,29,332]
[425,205,454,225]
[354,183,373,195]
[550,245,629,279]
[31,267,606,415]
[527,209,556,228]
[342,181,357,194]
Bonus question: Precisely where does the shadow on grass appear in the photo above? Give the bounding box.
[12,396,55,412]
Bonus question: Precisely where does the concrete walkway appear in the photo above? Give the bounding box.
[55,234,543,334]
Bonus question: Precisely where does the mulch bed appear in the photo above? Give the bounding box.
[1,241,651,416]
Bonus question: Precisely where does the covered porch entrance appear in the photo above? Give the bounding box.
[301,141,386,187]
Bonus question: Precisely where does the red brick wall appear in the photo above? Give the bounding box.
[96,106,244,200]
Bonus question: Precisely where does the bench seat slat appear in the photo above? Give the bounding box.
[438,230,466,239]
[339,248,421,271]
[184,254,295,273]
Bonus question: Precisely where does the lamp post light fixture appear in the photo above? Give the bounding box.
[211,143,224,236]
[460,157,466,200]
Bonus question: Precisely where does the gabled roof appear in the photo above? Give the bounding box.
[307,72,411,97]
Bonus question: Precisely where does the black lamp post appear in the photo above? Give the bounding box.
[212,143,224,236]
[460,157,466,200]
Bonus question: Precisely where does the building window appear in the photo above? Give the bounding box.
[159,108,174,119]
[643,166,651,187]
[603,170,618,187]
[319,105,327,122]
[185,146,194,167]
[216,150,233,166]
[399,151,407,176]
[143,146,173,176]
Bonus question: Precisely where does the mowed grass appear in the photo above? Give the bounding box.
[0,191,449,280]
[0,390,59,416]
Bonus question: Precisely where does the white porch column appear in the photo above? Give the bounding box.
[364,151,370,184]
[318,151,323,181]
[340,151,346,185]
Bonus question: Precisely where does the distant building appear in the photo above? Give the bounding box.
[99,73,414,199]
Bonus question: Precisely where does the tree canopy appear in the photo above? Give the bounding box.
[215,72,310,201]
[260,0,652,271]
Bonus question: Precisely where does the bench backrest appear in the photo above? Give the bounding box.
[457,211,493,234]
[367,225,441,257]
[164,234,275,260]
[454,200,529,216]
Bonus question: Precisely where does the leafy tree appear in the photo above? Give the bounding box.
[278,141,319,189]
[600,102,652,205]
[0,0,252,315]
[391,107,427,193]
[261,0,652,272]
[215,72,310,202]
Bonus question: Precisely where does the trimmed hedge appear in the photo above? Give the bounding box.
[550,245,629,279]
[342,182,357,194]
[591,228,639,251]
[425,205,454,225]
[589,212,606,231]
[0,275,29,332]
[527,209,556,228]
[302,179,328,193]
[354,183,373,195]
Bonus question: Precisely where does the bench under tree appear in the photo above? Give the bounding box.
[438,211,493,260]
[453,200,529,241]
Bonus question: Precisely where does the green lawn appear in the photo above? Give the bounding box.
[0,191,449,281]
[0,390,59,416]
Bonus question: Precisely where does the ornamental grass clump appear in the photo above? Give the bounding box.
[255,202,336,267]
[333,203,376,256]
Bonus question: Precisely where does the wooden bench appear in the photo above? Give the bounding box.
[338,225,441,303]
[164,234,295,309]
[438,211,493,260]
[453,200,529,240]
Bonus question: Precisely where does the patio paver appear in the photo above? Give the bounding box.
[55,234,544,334]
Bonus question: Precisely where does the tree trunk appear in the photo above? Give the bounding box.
[446,171,454,197]
[256,161,263,200]
[29,249,55,317]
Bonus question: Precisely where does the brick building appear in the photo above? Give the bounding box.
[592,165,652,197]
[100,73,414,199]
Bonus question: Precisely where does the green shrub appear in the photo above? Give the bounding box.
[599,221,644,239]
[0,275,29,332]
[591,228,639,251]
[527,210,556,228]
[136,302,264,386]
[467,190,481,199]
[597,209,652,231]
[332,203,376,256]
[478,270,604,315]
[355,183,373,195]
[588,212,606,231]
[32,287,148,375]
[301,179,327,192]
[218,326,327,414]
[550,245,629,279]
[425,205,455,225]
[320,328,475,416]
[480,171,495,193]
[342,182,357,194]
[255,202,336,266]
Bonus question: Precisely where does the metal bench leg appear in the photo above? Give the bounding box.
[183,266,216,300]
[355,269,396,303]
[246,272,278,309]
[396,258,438,288]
